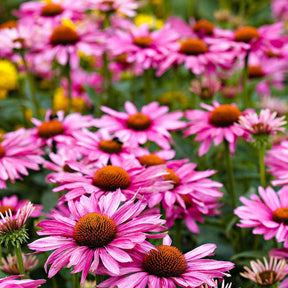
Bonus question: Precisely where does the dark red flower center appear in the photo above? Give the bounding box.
[0,144,5,158]
[209,105,241,127]
[179,38,208,55]
[73,213,117,248]
[41,3,64,17]
[126,113,151,131]
[180,195,193,208]
[193,19,214,36]
[248,65,265,79]
[98,139,123,154]
[115,53,128,64]
[266,50,279,58]
[258,270,277,284]
[133,36,154,48]
[163,169,180,188]
[142,245,188,278]
[37,120,65,139]
[0,206,15,215]
[0,20,17,30]
[50,25,80,46]
[93,166,131,191]
[272,208,288,225]
[138,154,165,167]
[234,26,260,43]
[62,164,77,173]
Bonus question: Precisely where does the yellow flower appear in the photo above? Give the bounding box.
[53,87,87,113]
[150,0,163,5]
[134,14,164,30]
[0,60,18,91]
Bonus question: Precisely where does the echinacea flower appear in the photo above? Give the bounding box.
[237,109,286,138]
[234,186,288,247]
[240,257,287,286]
[184,101,246,156]
[0,275,45,288]
[0,202,35,247]
[94,101,186,149]
[28,191,166,284]
[98,236,234,288]
[258,96,288,116]
[0,253,38,275]
[272,0,288,21]
[0,128,43,189]
[0,195,42,218]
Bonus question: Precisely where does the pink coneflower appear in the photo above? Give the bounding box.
[184,101,245,156]
[31,109,93,148]
[72,129,143,166]
[0,129,43,189]
[240,257,287,286]
[258,96,288,116]
[47,158,172,203]
[28,191,166,284]
[272,0,288,21]
[1,253,38,275]
[0,195,42,218]
[265,141,288,186]
[107,23,179,75]
[237,109,286,137]
[94,101,186,150]
[234,186,288,247]
[98,236,234,288]
[0,275,45,288]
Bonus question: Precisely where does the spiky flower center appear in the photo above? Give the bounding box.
[258,270,277,285]
[98,139,123,154]
[251,123,269,135]
[37,120,65,139]
[93,166,131,191]
[0,144,5,158]
[139,154,165,167]
[73,213,117,248]
[248,65,265,79]
[179,38,208,55]
[62,164,77,173]
[234,26,260,43]
[209,105,241,127]
[50,25,80,46]
[180,195,193,208]
[41,3,64,17]
[0,20,17,30]
[266,50,279,58]
[163,169,180,188]
[142,245,188,278]
[0,206,15,215]
[272,208,288,225]
[133,36,154,48]
[126,113,151,131]
[193,19,214,36]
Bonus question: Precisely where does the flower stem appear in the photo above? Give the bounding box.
[242,51,250,108]
[143,69,153,104]
[224,140,237,209]
[67,65,73,114]
[259,144,266,188]
[19,51,40,118]
[73,273,80,288]
[0,245,2,266]
[15,245,25,278]
[174,219,182,250]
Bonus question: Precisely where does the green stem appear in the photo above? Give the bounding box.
[67,65,73,114]
[51,277,58,288]
[73,273,80,288]
[174,219,182,250]
[259,144,266,188]
[187,0,194,18]
[242,51,250,108]
[15,245,25,278]
[0,245,2,266]
[143,69,153,104]
[224,140,237,209]
[20,52,40,118]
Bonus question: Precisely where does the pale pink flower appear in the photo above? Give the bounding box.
[94,101,186,150]
[265,141,288,186]
[0,275,45,288]
[190,75,221,99]
[30,109,93,148]
[0,195,42,218]
[234,186,288,247]
[272,0,288,21]
[237,109,286,137]
[258,96,288,116]
[0,129,43,189]
[98,236,234,288]
[184,101,246,156]
[28,191,166,284]
[240,257,287,286]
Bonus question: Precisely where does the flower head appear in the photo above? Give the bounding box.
[240,257,287,286]
[98,236,234,288]
[0,60,18,91]
[234,186,288,247]
[28,191,166,284]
